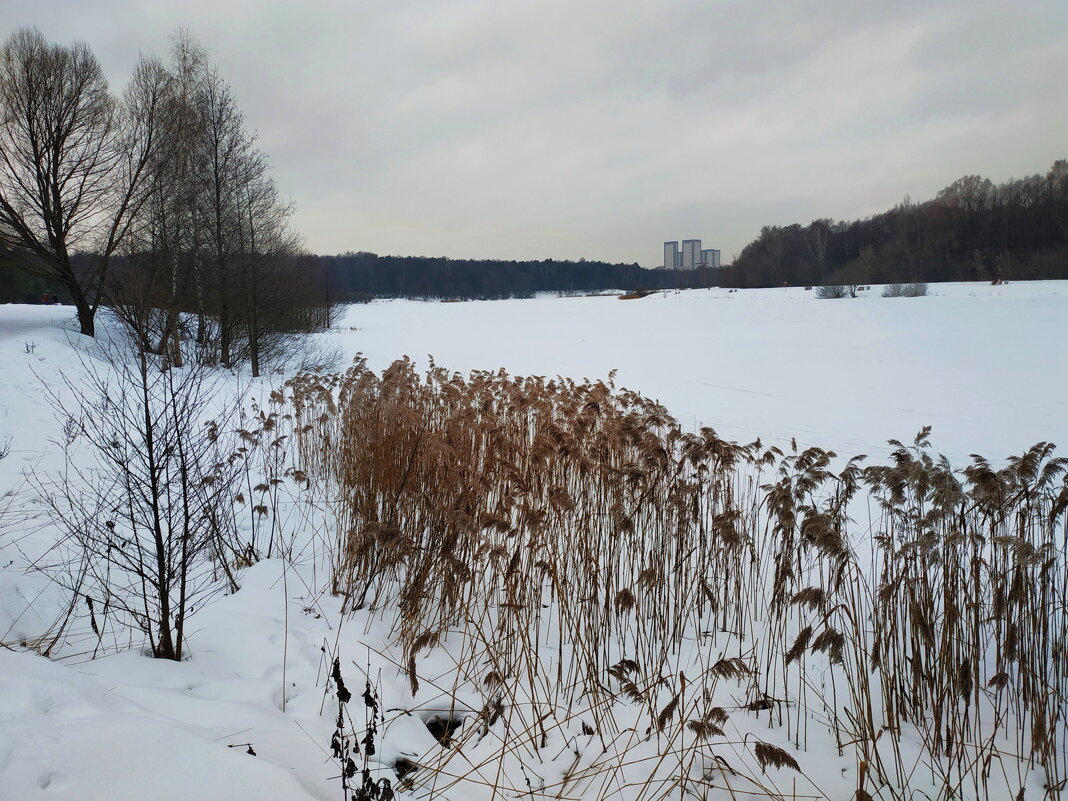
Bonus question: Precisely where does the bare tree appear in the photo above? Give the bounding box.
[0,28,160,336]
[193,66,250,367]
[186,49,318,375]
[804,219,831,282]
[157,32,209,365]
[233,149,305,376]
[762,225,785,285]
[105,57,185,354]
[107,36,210,366]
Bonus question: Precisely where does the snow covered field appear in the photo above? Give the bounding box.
[331,281,1068,464]
[0,281,1065,801]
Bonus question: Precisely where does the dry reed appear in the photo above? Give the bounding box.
[279,357,1066,801]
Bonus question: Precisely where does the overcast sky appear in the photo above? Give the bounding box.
[4,0,1066,266]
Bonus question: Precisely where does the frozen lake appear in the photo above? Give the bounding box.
[329,280,1068,465]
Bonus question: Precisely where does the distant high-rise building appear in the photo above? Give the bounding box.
[700,248,721,269]
[681,239,701,270]
[664,241,679,270]
[661,238,720,270]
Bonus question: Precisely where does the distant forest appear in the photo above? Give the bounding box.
[319,253,688,301]
[720,160,1068,289]
[3,250,689,305]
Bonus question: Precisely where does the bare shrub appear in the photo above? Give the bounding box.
[815,284,848,299]
[38,332,246,660]
[907,281,928,296]
[882,282,929,297]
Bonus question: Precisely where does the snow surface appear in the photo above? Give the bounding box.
[0,282,1065,800]
[323,281,1068,465]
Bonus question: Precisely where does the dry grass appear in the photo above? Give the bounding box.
[281,358,1067,800]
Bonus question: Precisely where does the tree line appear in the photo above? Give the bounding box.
[319,252,690,301]
[720,161,1068,289]
[0,28,330,374]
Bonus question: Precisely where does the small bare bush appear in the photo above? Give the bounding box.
[39,334,246,660]
[881,282,928,297]
[816,284,848,299]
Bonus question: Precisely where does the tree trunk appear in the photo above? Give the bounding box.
[137,349,176,661]
[220,300,231,367]
[68,278,97,337]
